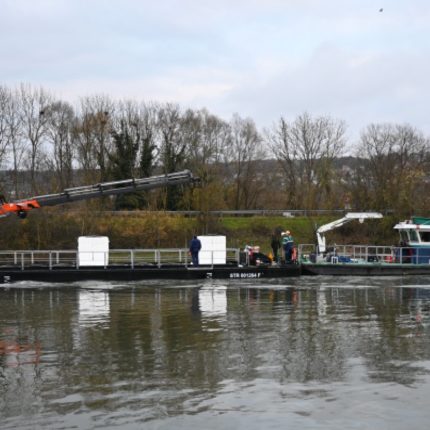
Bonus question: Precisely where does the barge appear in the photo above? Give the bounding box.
[0,245,300,284]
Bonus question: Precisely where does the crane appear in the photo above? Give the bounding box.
[316,212,383,254]
[0,170,198,219]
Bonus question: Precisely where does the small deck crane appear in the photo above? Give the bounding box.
[316,212,383,254]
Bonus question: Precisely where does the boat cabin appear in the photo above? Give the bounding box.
[394,217,430,264]
[394,217,430,246]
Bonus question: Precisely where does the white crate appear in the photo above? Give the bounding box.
[198,235,226,265]
[78,236,109,267]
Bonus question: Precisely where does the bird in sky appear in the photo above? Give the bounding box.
[379,8,383,12]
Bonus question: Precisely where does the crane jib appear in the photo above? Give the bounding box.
[1,170,197,217]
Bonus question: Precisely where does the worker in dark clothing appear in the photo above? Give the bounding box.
[189,235,202,266]
[270,232,281,263]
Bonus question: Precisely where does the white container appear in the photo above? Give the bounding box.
[198,235,226,265]
[78,236,109,267]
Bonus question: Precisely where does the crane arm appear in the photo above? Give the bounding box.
[0,170,198,219]
[316,212,383,254]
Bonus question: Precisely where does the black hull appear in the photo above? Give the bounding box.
[0,264,301,284]
[4,262,430,284]
[301,263,430,276]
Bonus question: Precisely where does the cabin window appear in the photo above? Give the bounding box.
[419,231,430,243]
[409,230,419,242]
[400,231,409,243]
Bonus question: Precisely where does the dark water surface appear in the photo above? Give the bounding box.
[2,277,430,429]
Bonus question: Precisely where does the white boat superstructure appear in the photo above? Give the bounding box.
[394,217,430,246]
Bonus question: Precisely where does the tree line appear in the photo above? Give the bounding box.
[1,83,429,216]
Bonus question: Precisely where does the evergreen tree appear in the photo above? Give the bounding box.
[109,121,141,210]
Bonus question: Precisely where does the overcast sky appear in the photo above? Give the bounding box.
[1,0,430,142]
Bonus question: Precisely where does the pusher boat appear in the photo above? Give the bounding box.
[300,213,430,276]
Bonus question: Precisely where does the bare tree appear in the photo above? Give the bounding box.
[227,114,265,210]
[357,123,429,214]
[43,100,76,190]
[183,109,231,210]
[75,95,114,183]
[185,108,230,172]
[392,125,429,213]
[0,86,10,169]
[18,84,52,194]
[266,117,299,207]
[2,87,25,198]
[73,112,98,182]
[269,112,346,209]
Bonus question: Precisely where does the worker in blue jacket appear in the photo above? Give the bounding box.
[189,235,202,266]
[282,230,294,263]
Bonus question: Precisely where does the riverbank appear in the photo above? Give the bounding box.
[0,209,399,251]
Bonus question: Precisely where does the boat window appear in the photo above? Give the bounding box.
[400,231,409,243]
[419,231,430,243]
[409,230,419,242]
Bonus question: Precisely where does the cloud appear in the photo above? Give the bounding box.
[222,43,430,138]
[1,0,430,139]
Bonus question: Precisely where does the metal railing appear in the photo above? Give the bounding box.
[0,248,241,271]
[298,244,430,265]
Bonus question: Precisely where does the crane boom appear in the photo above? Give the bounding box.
[316,212,383,253]
[0,170,197,219]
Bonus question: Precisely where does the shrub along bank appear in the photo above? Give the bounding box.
[0,210,400,252]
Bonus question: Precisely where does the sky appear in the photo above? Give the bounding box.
[1,0,430,143]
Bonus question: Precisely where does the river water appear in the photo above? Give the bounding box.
[1,276,430,429]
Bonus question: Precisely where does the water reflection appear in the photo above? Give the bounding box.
[198,286,227,317]
[1,281,430,429]
[78,289,110,326]
[0,335,41,368]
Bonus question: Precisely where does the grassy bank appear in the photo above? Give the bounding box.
[0,210,400,252]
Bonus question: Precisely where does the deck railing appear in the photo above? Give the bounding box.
[0,248,241,271]
[298,244,430,265]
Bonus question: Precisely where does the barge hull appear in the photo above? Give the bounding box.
[0,265,301,284]
[301,263,430,276]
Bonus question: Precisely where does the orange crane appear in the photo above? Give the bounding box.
[0,170,197,219]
